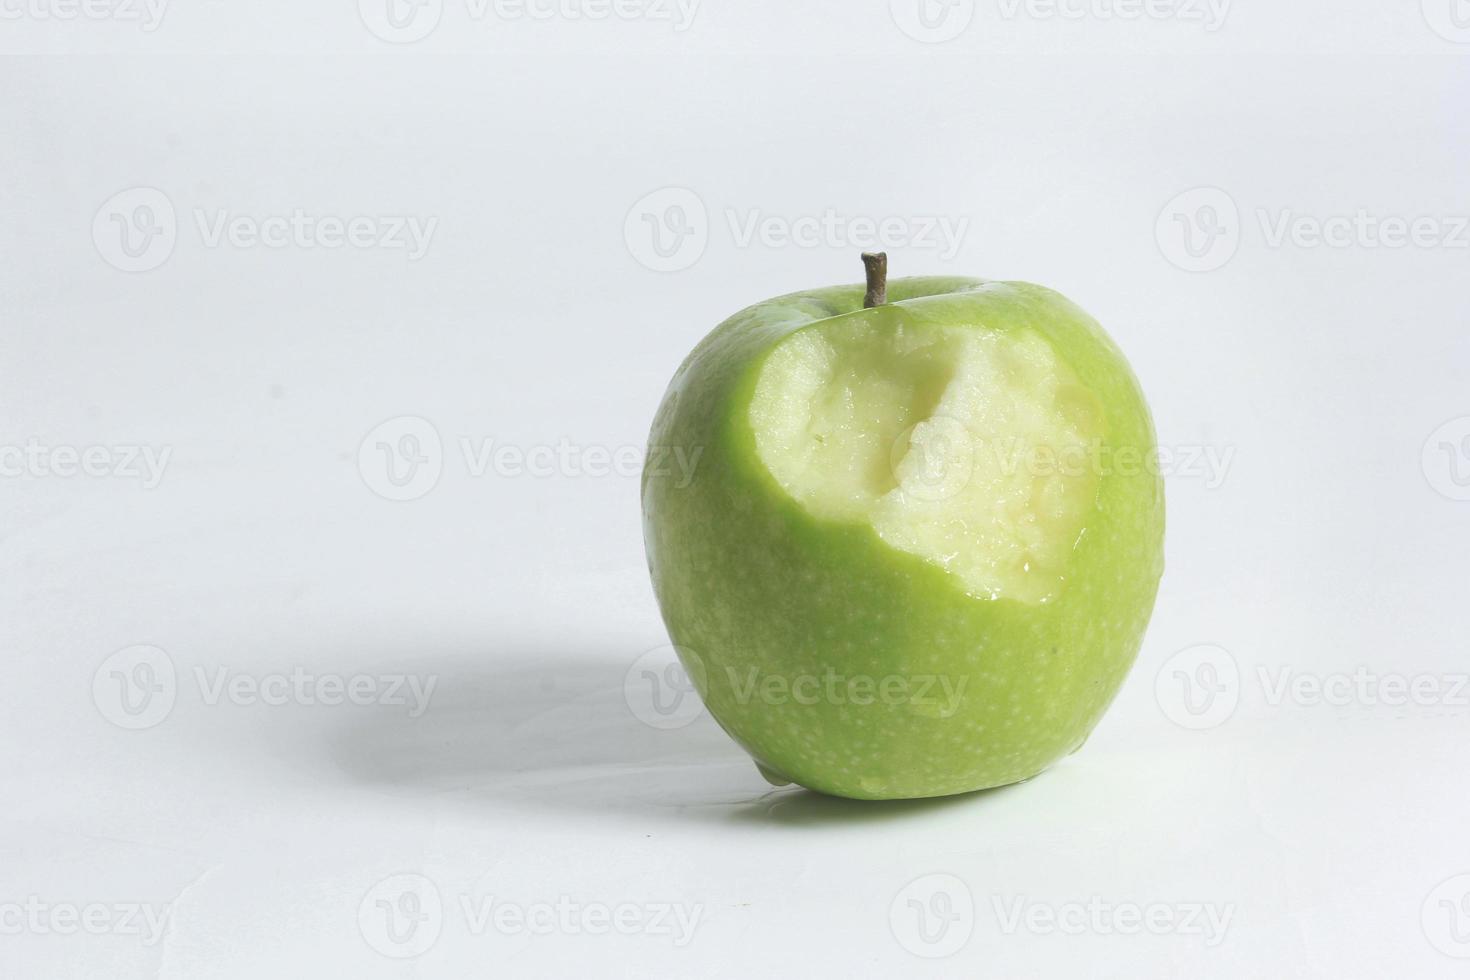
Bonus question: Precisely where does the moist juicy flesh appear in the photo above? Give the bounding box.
[749,317,1104,603]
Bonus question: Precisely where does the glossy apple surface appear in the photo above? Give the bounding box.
[642,275,1164,800]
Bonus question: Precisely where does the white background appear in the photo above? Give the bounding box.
[3,2,1469,977]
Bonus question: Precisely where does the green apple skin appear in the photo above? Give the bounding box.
[642,276,1164,800]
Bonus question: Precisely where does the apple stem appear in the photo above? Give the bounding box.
[862,252,888,308]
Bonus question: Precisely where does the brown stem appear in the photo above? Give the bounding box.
[862,252,888,308]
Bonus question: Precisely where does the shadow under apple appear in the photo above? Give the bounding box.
[321,642,1007,827]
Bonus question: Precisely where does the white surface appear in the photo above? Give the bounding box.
[4,4,1470,977]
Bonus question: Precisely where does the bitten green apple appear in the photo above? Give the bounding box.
[641,255,1164,800]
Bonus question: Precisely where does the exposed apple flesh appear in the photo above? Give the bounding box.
[749,316,1104,604]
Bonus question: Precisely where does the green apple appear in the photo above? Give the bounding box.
[641,255,1164,800]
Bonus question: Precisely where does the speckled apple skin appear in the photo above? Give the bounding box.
[641,277,1164,800]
